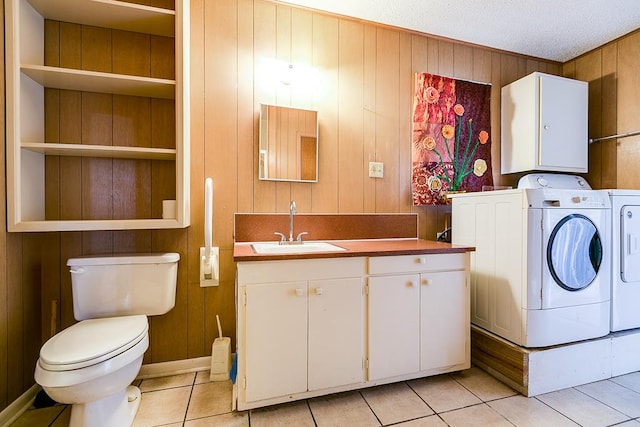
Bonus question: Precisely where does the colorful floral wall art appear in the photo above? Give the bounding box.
[412,73,493,205]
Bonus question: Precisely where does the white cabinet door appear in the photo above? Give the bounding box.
[538,73,588,171]
[420,271,468,371]
[244,282,308,402]
[501,72,587,174]
[308,278,365,390]
[368,274,420,380]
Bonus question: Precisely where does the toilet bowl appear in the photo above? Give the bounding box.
[34,253,179,427]
[36,315,148,426]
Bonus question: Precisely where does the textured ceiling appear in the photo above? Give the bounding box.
[277,0,640,62]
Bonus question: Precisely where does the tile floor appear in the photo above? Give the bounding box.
[10,367,640,426]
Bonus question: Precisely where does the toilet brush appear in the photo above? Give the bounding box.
[210,315,232,382]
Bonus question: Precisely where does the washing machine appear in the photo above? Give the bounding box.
[451,173,611,347]
[607,190,640,332]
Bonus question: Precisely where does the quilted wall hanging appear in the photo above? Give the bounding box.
[412,73,493,205]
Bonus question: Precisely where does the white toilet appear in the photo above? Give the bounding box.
[34,253,180,427]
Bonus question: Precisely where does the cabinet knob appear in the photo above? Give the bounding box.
[314,287,324,295]
[407,280,416,287]
[422,279,429,285]
[295,288,304,297]
[543,124,550,130]
[417,257,426,264]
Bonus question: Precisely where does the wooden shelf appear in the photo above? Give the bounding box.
[26,0,175,37]
[22,65,175,99]
[9,218,184,232]
[21,142,176,160]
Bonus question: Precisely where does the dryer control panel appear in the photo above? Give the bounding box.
[518,173,591,190]
[526,189,611,209]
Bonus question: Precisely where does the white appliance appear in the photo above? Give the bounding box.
[607,190,640,331]
[452,174,611,347]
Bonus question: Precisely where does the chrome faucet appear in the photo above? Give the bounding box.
[289,201,296,242]
[274,200,307,244]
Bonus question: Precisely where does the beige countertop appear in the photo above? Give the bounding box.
[233,239,475,262]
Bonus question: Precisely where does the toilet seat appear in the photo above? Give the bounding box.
[39,315,148,371]
[35,333,148,389]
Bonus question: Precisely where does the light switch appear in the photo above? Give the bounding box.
[369,162,384,178]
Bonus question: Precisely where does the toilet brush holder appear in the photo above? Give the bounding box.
[210,315,232,381]
[210,337,231,381]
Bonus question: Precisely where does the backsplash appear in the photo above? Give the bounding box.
[234,213,418,242]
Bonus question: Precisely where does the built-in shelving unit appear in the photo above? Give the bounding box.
[5,0,190,232]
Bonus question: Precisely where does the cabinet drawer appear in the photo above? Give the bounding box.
[238,257,366,284]
[368,253,465,274]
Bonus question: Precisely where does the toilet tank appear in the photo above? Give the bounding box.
[67,253,180,321]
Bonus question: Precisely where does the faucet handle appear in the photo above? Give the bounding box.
[296,232,308,243]
[274,232,286,244]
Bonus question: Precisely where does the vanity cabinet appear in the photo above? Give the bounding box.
[368,254,470,380]
[236,258,366,409]
[236,250,471,410]
[501,72,588,174]
[5,0,190,231]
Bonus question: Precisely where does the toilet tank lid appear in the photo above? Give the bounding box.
[67,252,180,267]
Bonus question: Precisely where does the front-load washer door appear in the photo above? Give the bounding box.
[547,213,601,291]
[621,205,640,282]
[542,210,609,309]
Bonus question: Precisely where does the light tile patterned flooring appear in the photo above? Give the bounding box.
[11,367,640,426]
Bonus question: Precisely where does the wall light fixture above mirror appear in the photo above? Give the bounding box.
[259,104,318,183]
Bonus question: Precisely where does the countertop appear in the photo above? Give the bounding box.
[233,239,475,262]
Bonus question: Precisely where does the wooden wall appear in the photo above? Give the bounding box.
[11,0,640,411]
[43,21,176,222]
[563,28,640,189]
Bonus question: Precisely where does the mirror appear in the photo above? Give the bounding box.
[259,104,318,182]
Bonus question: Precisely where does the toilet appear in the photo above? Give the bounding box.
[34,253,180,427]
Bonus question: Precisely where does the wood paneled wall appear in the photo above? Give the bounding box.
[564,28,640,189]
[43,20,176,221]
[12,0,640,411]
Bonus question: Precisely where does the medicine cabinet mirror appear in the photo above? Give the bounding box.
[259,104,318,182]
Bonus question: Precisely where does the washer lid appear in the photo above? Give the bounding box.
[40,315,148,371]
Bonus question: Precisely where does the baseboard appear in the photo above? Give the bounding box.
[0,384,40,427]
[137,356,212,379]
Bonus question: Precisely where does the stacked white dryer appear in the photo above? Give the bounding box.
[607,190,640,332]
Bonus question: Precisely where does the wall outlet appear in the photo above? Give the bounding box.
[369,162,384,178]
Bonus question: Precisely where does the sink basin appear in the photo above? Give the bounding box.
[251,242,347,254]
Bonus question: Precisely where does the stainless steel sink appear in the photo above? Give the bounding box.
[251,242,346,254]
